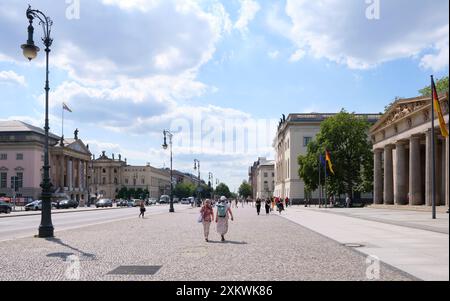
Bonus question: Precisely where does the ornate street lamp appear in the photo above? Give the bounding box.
[21,5,54,238]
[208,172,214,199]
[194,159,201,204]
[163,130,175,213]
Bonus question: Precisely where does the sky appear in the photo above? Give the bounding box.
[0,0,449,191]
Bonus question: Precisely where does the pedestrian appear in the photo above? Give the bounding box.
[235,198,239,209]
[285,197,289,208]
[216,196,234,242]
[139,201,146,218]
[255,198,262,216]
[200,199,215,242]
[276,198,284,215]
[265,198,271,215]
[271,198,276,212]
[346,195,351,208]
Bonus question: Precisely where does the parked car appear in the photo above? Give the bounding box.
[148,198,157,205]
[56,199,78,209]
[181,198,190,205]
[25,200,42,211]
[159,195,170,204]
[0,201,12,214]
[127,200,136,207]
[96,199,113,208]
[117,199,128,207]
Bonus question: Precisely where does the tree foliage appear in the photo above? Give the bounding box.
[419,76,449,96]
[215,183,232,198]
[116,187,149,199]
[238,181,252,199]
[298,110,373,198]
[173,182,196,199]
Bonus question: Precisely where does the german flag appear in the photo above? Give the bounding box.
[325,150,335,175]
[432,77,449,138]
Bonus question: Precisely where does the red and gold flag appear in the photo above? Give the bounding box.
[325,150,335,175]
[431,77,449,138]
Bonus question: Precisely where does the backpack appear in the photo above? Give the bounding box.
[217,203,227,218]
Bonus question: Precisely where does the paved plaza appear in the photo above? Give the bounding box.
[0,205,416,281]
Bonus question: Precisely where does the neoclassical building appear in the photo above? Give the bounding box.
[370,94,449,208]
[249,157,275,200]
[0,121,91,204]
[273,113,381,203]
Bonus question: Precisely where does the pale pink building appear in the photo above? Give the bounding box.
[0,121,91,204]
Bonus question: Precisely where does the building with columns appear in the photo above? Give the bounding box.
[273,113,381,203]
[0,121,91,204]
[371,94,449,208]
[249,157,275,200]
[89,152,171,200]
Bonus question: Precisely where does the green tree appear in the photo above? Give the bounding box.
[419,76,449,96]
[173,182,196,199]
[215,183,231,199]
[116,187,128,199]
[298,110,373,199]
[238,181,252,198]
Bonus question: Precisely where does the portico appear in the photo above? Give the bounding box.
[371,95,449,208]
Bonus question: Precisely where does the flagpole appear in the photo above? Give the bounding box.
[61,104,64,144]
[431,75,436,220]
[324,155,328,208]
[318,155,321,208]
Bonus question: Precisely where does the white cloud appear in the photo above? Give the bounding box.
[0,70,26,86]
[268,50,279,59]
[268,0,449,70]
[234,0,261,34]
[289,49,305,62]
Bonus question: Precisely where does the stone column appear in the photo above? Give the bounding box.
[384,145,394,205]
[409,135,423,205]
[60,155,65,190]
[395,141,408,205]
[67,159,72,191]
[373,149,383,204]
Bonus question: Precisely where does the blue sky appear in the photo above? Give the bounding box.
[0,0,449,191]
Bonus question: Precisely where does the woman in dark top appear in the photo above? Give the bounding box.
[265,198,271,215]
[255,198,262,215]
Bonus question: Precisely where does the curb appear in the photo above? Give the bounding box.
[0,206,126,219]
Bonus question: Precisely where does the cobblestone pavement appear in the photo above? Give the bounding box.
[0,206,416,281]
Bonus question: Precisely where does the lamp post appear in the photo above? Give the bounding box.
[194,159,201,204]
[208,172,214,200]
[162,130,175,213]
[21,5,54,238]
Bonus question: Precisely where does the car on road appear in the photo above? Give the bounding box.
[96,199,113,208]
[25,200,42,211]
[0,201,12,214]
[159,195,170,204]
[117,199,128,207]
[147,198,157,205]
[181,198,190,205]
[56,199,79,209]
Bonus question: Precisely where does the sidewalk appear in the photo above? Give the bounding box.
[0,207,414,281]
[280,206,449,281]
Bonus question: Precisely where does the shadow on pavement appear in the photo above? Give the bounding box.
[207,240,248,245]
[45,238,97,261]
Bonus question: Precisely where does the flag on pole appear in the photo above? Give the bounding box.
[431,77,449,138]
[63,102,73,113]
[320,154,326,168]
[325,150,335,175]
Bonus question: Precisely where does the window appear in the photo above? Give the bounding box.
[16,153,23,160]
[114,169,117,174]
[114,178,118,185]
[103,169,106,173]
[0,154,7,160]
[125,178,129,184]
[17,173,23,189]
[0,173,7,188]
[102,177,106,185]
[264,172,268,178]
[141,178,145,185]
[303,137,312,147]
[272,172,275,177]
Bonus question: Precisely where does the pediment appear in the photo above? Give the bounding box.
[66,140,91,155]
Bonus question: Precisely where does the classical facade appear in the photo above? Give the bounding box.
[89,152,171,199]
[249,157,275,200]
[273,113,381,203]
[0,121,91,203]
[371,95,449,208]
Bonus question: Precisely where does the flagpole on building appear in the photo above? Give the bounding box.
[431,75,437,220]
[61,104,64,144]
[324,154,328,208]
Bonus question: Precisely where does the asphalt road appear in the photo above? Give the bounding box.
[0,205,189,242]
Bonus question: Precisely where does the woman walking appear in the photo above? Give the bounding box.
[139,201,146,218]
[216,196,234,242]
[255,198,262,216]
[265,198,271,215]
[200,199,215,242]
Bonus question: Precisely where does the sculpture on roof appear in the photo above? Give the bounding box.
[74,128,79,140]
